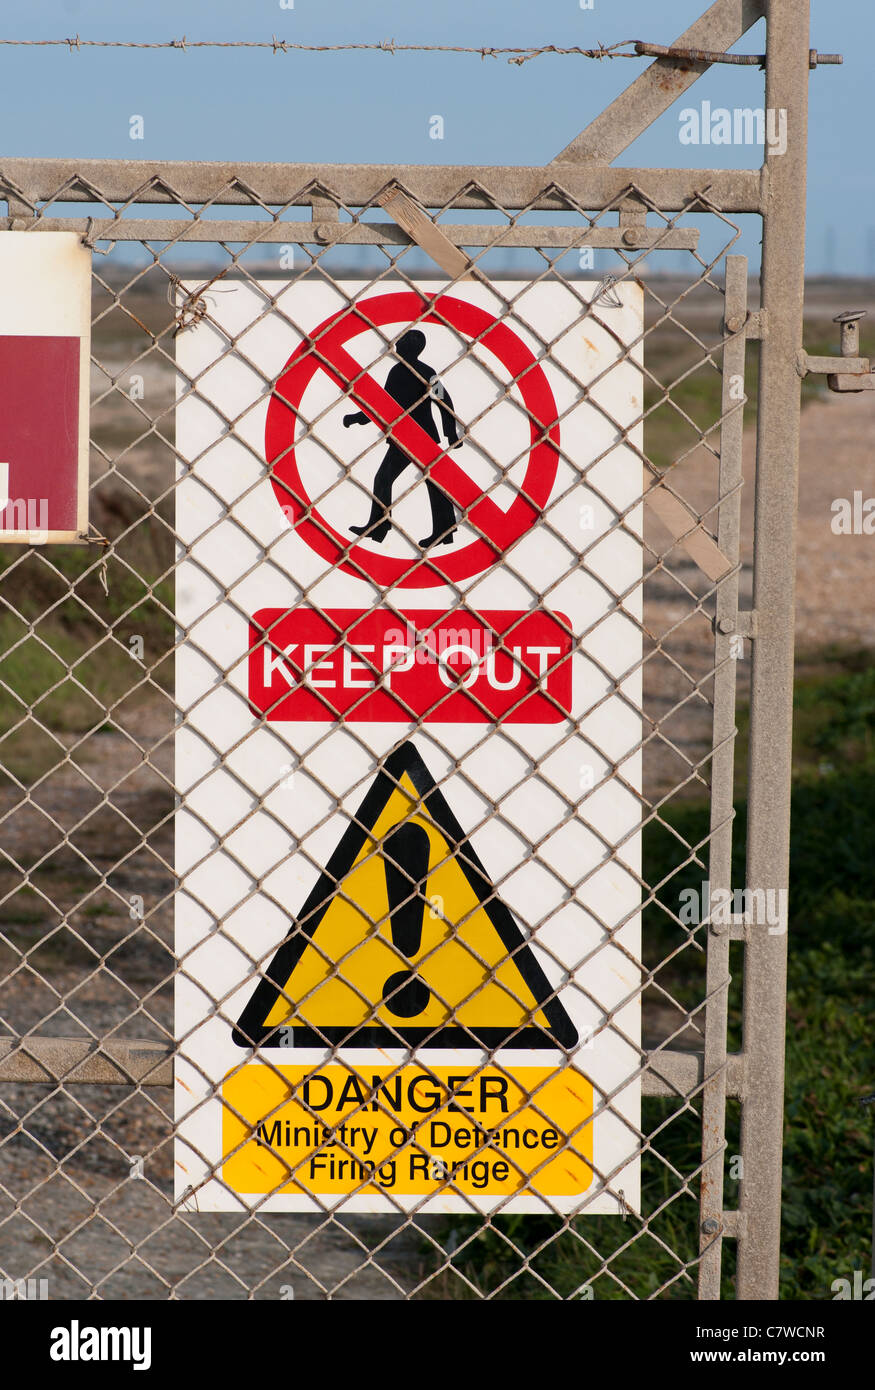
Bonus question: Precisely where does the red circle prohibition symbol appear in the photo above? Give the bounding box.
[266,291,561,588]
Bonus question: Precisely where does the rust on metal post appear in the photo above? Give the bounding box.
[737,0,811,1303]
[310,191,342,245]
[635,41,841,66]
[828,310,875,392]
[0,158,764,212]
[0,214,702,251]
[698,255,750,1299]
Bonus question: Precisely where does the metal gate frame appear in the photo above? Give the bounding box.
[0,0,812,1300]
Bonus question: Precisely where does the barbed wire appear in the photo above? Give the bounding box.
[0,36,640,64]
[0,35,840,69]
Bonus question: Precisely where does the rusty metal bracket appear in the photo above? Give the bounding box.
[713,609,758,638]
[796,351,870,377]
[797,310,875,391]
[721,1209,747,1240]
[310,192,342,245]
[724,308,767,339]
[635,42,842,68]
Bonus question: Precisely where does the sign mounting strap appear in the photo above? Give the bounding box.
[377,186,476,282]
[645,480,733,582]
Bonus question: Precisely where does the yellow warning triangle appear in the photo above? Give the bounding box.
[233,741,577,1050]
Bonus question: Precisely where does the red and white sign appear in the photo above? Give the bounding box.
[0,233,91,544]
[248,607,572,723]
[175,278,645,1218]
[266,291,560,588]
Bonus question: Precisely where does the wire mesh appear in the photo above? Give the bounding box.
[0,172,752,1299]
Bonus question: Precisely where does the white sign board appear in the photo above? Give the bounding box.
[175,278,643,1214]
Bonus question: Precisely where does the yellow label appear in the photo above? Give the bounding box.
[222,1063,594,1198]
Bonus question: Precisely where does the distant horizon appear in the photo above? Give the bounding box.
[0,0,870,274]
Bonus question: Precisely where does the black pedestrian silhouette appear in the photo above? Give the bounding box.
[345,329,462,547]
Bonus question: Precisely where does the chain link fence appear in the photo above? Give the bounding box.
[0,2,811,1303]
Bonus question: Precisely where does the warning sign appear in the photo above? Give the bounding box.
[0,233,91,544]
[265,290,560,588]
[233,740,577,1050]
[222,1064,593,1199]
[175,278,644,1216]
[248,607,572,723]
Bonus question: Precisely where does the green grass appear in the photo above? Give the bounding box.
[422,653,875,1299]
[0,535,174,783]
[642,320,875,472]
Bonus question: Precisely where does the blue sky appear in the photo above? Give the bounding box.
[1,0,870,273]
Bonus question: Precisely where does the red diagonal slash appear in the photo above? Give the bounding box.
[266,291,561,589]
[310,336,520,551]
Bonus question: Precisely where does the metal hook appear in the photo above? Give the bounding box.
[590,274,624,309]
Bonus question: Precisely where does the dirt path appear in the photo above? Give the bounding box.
[643,377,875,801]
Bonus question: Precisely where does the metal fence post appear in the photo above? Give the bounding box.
[697,255,748,1300]
[736,0,810,1300]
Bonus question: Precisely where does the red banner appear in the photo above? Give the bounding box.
[248,608,572,724]
[0,335,80,533]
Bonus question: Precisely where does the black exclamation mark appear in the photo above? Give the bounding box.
[381,822,431,1018]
